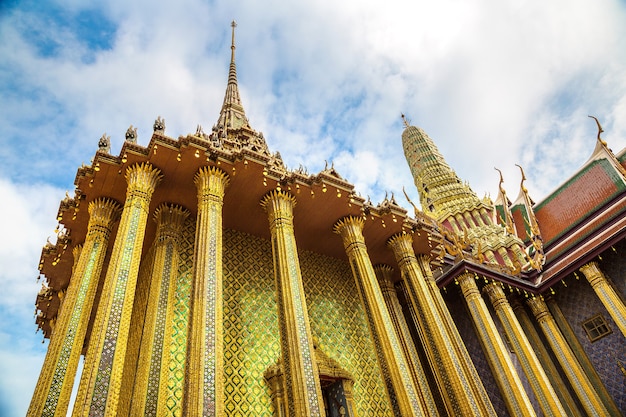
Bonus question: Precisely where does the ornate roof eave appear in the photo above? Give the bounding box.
[434,255,540,293]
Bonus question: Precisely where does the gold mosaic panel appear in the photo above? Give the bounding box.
[163,215,196,416]
[222,228,392,416]
[299,251,393,417]
[223,229,280,416]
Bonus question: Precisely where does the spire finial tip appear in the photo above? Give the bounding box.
[401,113,411,128]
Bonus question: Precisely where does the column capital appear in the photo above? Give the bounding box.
[482,282,508,310]
[195,166,230,200]
[387,232,418,270]
[153,204,189,242]
[374,264,395,293]
[457,273,481,301]
[333,215,364,236]
[87,197,122,227]
[579,261,603,287]
[260,189,296,214]
[125,162,162,194]
[526,296,550,322]
[260,190,297,233]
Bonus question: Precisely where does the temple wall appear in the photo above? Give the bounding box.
[299,250,393,417]
[221,228,392,416]
[550,238,626,414]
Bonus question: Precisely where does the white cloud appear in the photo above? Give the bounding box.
[0,178,64,415]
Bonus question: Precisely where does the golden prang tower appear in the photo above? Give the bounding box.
[29,22,626,417]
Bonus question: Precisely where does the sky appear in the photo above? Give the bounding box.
[1,0,625,414]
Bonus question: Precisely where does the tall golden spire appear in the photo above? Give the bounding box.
[401,122,482,220]
[402,119,529,274]
[215,21,249,133]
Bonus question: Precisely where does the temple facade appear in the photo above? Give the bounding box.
[28,23,626,417]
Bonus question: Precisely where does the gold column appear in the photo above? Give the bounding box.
[261,190,325,417]
[73,163,161,417]
[544,296,621,416]
[387,231,495,417]
[396,279,448,414]
[456,274,536,417]
[526,296,610,416]
[28,199,120,417]
[579,261,626,337]
[483,284,567,417]
[416,256,496,416]
[130,204,189,416]
[334,217,426,417]
[511,298,582,417]
[374,264,440,417]
[184,166,229,417]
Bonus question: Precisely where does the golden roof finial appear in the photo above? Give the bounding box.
[588,115,605,143]
[515,164,527,193]
[402,186,420,217]
[494,167,506,195]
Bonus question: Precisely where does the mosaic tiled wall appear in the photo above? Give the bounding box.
[164,215,196,415]
[222,229,279,416]
[551,240,626,414]
[299,250,393,417]
[221,228,392,416]
[442,288,510,416]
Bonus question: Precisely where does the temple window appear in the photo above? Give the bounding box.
[582,313,612,342]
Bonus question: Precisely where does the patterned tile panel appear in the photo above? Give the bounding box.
[221,227,392,416]
[299,250,393,417]
[223,229,280,416]
[551,252,626,415]
[162,215,195,417]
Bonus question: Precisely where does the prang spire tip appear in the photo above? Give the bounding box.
[230,20,237,63]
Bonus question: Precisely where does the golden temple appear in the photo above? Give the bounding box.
[28,22,626,417]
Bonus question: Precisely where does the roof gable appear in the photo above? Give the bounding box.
[535,158,626,245]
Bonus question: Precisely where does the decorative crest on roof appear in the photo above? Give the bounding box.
[494,167,516,235]
[125,125,138,143]
[153,116,166,134]
[514,164,544,271]
[588,115,626,179]
[98,133,111,153]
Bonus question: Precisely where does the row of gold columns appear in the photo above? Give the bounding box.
[374,265,440,416]
[510,298,582,417]
[30,161,624,417]
[73,163,162,417]
[456,274,536,417]
[387,232,496,417]
[262,190,325,417]
[334,218,426,416]
[27,199,121,417]
[526,296,611,416]
[419,255,497,416]
[483,283,568,417]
